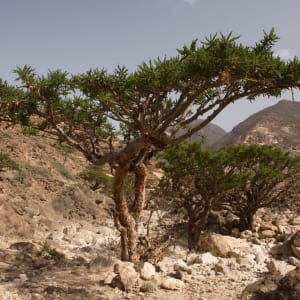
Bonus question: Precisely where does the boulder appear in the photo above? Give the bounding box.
[140,262,156,281]
[103,272,116,285]
[174,259,191,273]
[197,252,219,265]
[270,231,300,259]
[197,233,247,257]
[114,262,140,292]
[161,278,184,290]
[242,267,300,300]
[157,257,177,274]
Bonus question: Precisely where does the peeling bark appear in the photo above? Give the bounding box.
[112,142,149,261]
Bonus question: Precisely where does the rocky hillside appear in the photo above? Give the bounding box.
[178,120,226,148]
[213,100,300,152]
[0,122,300,300]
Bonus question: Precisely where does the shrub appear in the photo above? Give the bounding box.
[79,165,113,193]
[0,152,19,171]
[21,126,38,136]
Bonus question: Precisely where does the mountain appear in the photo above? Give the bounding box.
[213,100,300,152]
[178,120,227,148]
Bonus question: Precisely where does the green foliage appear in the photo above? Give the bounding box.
[79,165,113,192]
[21,126,38,136]
[140,282,156,293]
[157,142,300,245]
[0,152,19,171]
[221,144,300,230]
[38,242,65,260]
[1,30,300,260]
[2,29,299,155]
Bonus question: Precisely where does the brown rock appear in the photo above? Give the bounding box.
[260,230,276,238]
[291,245,300,259]
[292,232,300,247]
[266,259,295,276]
[197,233,246,257]
[114,262,140,292]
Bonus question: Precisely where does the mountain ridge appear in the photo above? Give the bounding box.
[213,100,300,152]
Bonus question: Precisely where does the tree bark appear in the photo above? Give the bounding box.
[132,163,147,226]
[113,164,137,261]
[112,159,148,261]
[187,199,212,250]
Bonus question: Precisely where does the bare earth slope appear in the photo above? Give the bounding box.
[213,100,300,152]
[178,120,226,148]
[0,124,299,300]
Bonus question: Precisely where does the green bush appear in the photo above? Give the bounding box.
[21,126,38,136]
[0,152,19,171]
[79,165,113,192]
[38,242,65,260]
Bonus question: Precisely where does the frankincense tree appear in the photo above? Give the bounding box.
[1,29,300,261]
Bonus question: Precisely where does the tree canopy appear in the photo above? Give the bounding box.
[1,29,300,261]
[157,142,300,248]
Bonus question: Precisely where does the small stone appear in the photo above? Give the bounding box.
[214,262,230,275]
[186,253,200,265]
[174,259,190,273]
[291,245,300,258]
[288,256,300,267]
[292,232,300,247]
[161,277,184,290]
[240,230,252,239]
[291,215,300,225]
[19,273,28,282]
[231,227,240,238]
[255,252,267,264]
[198,252,219,265]
[104,272,116,285]
[260,230,276,238]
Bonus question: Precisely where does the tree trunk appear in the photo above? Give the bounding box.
[238,209,256,231]
[113,162,148,262]
[187,218,199,250]
[132,163,147,227]
[187,199,212,250]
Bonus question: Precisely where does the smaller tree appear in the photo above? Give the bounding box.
[157,142,243,249]
[157,143,300,249]
[222,144,300,231]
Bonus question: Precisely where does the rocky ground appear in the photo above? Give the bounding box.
[0,126,300,300]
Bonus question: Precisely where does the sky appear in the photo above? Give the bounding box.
[1,0,300,131]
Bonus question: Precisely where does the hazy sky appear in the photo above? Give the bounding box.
[1,0,300,131]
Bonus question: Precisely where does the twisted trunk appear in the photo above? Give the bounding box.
[187,198,212,250]
[112,139,149,261]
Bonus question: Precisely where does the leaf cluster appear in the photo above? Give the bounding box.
[1,29,300,168]
[156,142,300,227]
